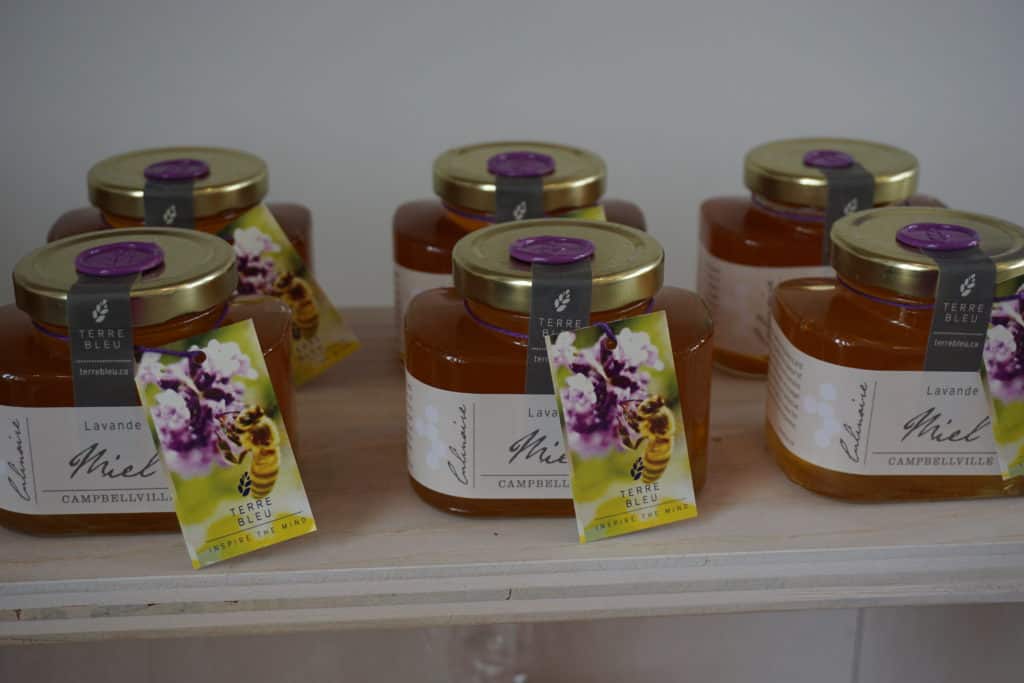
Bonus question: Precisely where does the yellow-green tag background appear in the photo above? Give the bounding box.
[136,319,316,568]
[547,311,697,543]
[221,204,359,384]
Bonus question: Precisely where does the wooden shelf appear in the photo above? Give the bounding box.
[3,308,1024,643]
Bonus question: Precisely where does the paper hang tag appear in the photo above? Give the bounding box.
[819,164,875,264]
[67,273,139,407]
[979,276,1024,481]
[144,179,196,229]
[135,319,316,569]
[562,205,607,222]
[220,203,359,385]
[546,310,698,543]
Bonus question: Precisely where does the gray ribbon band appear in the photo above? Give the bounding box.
[67,274,139,406]
[525,261,592,394]
[144,180,195,229]
[923,248,996,372]
[820,164,875,263]
[495,176,545,223]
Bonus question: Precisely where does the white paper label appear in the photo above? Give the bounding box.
[406,373,570,499]
[0,405,174,515]
[394,264,453,351]
[767,321,1001,476]
[697,244,833,360]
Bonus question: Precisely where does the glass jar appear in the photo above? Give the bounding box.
[46,147,315,268]
[394,141,647,353]
[405,219,712,516]
[700,137,943,376]
[0,228,295,534]
[767,207,1024,501]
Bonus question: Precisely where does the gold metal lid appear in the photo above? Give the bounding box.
[453,219,663,313]
[88,146,269,218]
[832,207,1024,301]
[433,141,606,213]
[14,228,238,327]
[744,138,919,208]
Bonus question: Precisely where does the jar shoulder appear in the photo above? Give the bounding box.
[405,287,713,389]
[700,195,753,234]
[393,199,464,273]
[0,306,73,401]
[393,199,452,243]
[227,296,294,354]
[773,279,929,368]
[266,202,312,233]
[406,288,522,356]
[48,206,106,242]
[700,195,825,264]
[652,286,714,353]
[601,198,646,231]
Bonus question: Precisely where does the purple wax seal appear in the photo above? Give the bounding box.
[75,241,165,277]
[143,158,210,181]
[510,236,595,264]
[896,223,980,251]
[803,149,855,169]
[487,151,556,178]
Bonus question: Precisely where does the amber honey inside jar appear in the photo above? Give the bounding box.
[46,147,315,268]
[700,137,943,376]
[393,141,646,352]
[0,228,294,535]
[404,219,712,516]
[767,207,1024,501]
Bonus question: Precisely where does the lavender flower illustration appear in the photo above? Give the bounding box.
[137,339,259,476]
[984,292,1024,403]
[232,226,281,296]
[550,327,664,458]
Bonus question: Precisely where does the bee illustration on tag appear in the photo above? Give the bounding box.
[621,396,676,484]
[272,272,320,339]
[217,405,281,499]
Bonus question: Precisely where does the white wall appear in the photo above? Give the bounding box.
[2,0,1022,306]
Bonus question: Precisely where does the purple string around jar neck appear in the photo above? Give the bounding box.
[443,202,507,224]
[838,277,1016,311]
[837,278,934,310]
[595,322,616,341]
[33,304,231,360]
[751,195,912,223]
[464,300,654,339]
[750,195,827,223]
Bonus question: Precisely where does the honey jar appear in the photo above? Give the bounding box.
[404,219,712,516]
[0,229,294,534]
[394,141,646,352]
[700,138,942,376]
[767,207,1024,501]
[47,147,315,268]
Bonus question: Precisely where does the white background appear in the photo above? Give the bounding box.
[3,0,1022,306]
